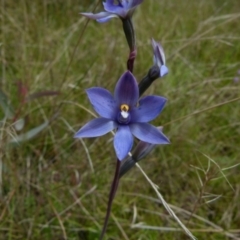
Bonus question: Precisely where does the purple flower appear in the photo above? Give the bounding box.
[81,0,144,23]
[74,71,169,160]
[151,38,168,78]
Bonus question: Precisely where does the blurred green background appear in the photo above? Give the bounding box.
[0,0,240,239]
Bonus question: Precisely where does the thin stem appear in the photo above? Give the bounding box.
[127,49,137,73]
[99,159,121,240]
[122,18,135,52]
[122,18,136,72]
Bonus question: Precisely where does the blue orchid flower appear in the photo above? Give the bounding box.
[81,0,144,23]
[74,71,169,160]
[151,38,169,78]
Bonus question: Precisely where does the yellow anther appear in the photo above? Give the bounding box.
[120,104,129,112]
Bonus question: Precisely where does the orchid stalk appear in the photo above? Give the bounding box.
[74,71,169,239]
[74,2,178,240]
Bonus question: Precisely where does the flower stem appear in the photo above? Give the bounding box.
[127,49,137,73]
[99,159,121,240]
[122,18,136,72]
[122,18,135,52]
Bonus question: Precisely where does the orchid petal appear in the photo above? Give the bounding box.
[132,126,163,161]
[114,71,139,107]
[155,47,164,65]
[130,123,170,144]
[81,12,117,23]
[114,125,133,160]
[152,38,166,65]
[103,1,127,18]
[131,96,167,122]
[121,0,129,8]
[81,0,143,23]
[86,88,116,119]
[97,14,118,23]
[105,0,115,5]
[74,118,116,138]
[160,65,168,77]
